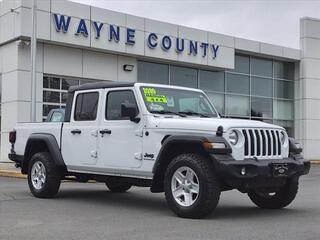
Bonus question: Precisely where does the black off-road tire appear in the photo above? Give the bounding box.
[27,152,61,198]
[105,180,132,192]
[164,153,221,219]
[248,179,299,209]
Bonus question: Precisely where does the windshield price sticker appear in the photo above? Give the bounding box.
[143,88,157,96]
[143,88,168,103]
[146,96,168,103]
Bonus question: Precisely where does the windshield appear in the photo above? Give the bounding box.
[140,86,218,118]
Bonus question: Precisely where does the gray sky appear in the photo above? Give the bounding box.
[70,0,320,49]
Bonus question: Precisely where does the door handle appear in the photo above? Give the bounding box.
[100,129,112,135]
[71,129,81,134]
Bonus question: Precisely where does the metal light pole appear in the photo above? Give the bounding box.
[30,0,37,122]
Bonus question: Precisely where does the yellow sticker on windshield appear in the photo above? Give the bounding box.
[146,95,168,103]
[143,88,157,96]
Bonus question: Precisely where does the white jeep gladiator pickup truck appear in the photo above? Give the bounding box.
[9,82,310,218]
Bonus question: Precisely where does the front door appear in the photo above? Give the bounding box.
[98,88,143,168]
[61,90,101,168]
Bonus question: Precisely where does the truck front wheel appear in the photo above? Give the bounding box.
[248,179,299,209]
[27,152,61,198]
[164,153,221,219]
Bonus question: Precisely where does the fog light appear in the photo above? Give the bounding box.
[241,167,246,176]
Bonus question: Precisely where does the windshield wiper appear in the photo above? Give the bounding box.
[150,110,187,117]
[178,111,210,118]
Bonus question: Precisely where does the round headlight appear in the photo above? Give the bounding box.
[280,131,286,145]
[229,130,238,145]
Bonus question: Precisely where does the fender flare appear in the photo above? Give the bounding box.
[22,133,65,173]
[150,134,231,192]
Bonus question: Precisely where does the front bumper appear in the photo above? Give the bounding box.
[211,154,310,189]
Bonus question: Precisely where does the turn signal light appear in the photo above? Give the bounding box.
[203,141,226,150]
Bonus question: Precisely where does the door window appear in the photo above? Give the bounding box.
[106,90,138,120]
[74,92,99,121]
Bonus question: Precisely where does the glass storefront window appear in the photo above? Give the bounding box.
[206,92,224,115]
[251,76,273,97]
[137,56,295,136]
[274,120,294,137]
[251,57,273,77]
[226,73,249,95]
[273,100,293,120]
[233,55,250,74]
[199,70,224,92]
[62,78,79,90]
[43,76,60,89]
[225,95,249,117]
[138,61,169,85]
[251,97,273,119]
[170,66,198,88]
[274,61,294,80]
[274,80,294,99]
[42,76,100,121]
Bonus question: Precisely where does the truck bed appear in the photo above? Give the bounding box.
[14,122,63,156]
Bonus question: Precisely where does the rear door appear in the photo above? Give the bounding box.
[97,88,143,169]
[61,89,101,167]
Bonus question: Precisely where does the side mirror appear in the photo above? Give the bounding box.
[121,103,140,123]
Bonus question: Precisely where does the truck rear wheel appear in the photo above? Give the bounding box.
[248,179,299,209]
[164,153,220,219]
[105,180,132,192]
[27,152,61,198]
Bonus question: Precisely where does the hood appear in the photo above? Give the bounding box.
[147,115,284,133]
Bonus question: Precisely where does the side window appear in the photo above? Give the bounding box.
[74,92,99,121]
[106,90,138,120]
[50,111,64,122]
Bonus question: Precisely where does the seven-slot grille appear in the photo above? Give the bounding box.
[242,129,282,158]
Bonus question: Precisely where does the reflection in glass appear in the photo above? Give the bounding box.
[251,97,272,119]
[199,70,224,92]
[226,73,249,95]
[138,61,169,85]
[251,76,273,97]
[226,95,249,116]
[251,57,273,77]
[170,66,198,88]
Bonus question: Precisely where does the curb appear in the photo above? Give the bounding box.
[311,160,320,165]
[0,170,26,179]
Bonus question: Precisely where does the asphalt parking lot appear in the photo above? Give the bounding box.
[0,166,319,240]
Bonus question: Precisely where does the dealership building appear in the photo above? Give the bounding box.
[0,0,319,161]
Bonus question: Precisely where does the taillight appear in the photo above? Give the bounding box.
[9,131,16,144]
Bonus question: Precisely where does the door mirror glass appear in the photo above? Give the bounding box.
[121,103,140,123]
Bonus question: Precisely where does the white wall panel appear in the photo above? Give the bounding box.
[235,38,260,53]
[208,46,234,69]
[126,14,144,31]
[51,0,90,19]
[91,6,125,26]
[125,29,144,56]
[117,56,137,82]
[83,50,117,81]
[208,32,234,48]
[178,26,207,43]
[51,16,90,47]
[44,44,83,77]
[90,25,125,53]
[145,19,178,36]
[18,43,43,72]
[300,58,320,79]
[260,42,283,57]
[144,32,178,62]
[1,41,18,73]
